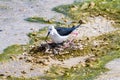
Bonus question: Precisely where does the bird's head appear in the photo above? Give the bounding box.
[48,25,56,35]
[45,26,55,42]
[48,26,54,34]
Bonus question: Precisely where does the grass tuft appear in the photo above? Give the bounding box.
[0,45,24,62]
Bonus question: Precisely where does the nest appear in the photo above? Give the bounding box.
[29,40,84,55]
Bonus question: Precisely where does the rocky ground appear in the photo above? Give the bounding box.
[0,0,120,79]
[0,52,94,78]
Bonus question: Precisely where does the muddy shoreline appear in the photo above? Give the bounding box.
[0,0,120,80]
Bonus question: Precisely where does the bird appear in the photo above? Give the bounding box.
[45,24,81,44]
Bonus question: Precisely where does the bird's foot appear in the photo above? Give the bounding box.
[63,43,70,48]
[62,41,73,48]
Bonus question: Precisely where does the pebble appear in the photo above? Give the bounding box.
[53,49,59,54]
[0,74,4,76]
[30,68,34,71]
[10,55,17,61]
[89,2,95,8]
[21,71,26,74]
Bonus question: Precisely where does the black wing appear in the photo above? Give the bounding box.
[55,24,80,36]
[55,27,73,36]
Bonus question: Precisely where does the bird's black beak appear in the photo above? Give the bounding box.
[45,31,50,42]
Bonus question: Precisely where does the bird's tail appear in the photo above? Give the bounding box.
[72,19,86,29]
[76,24,81,28]
[72,24,81,29]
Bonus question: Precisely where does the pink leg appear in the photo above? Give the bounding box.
[69,32,78,42]
[63,32,78,48]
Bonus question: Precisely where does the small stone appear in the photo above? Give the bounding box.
[19,8,26,12]
[80,62,86,67]
[22,52,28,56]
[31,6,33,8]
[47,20,53,23]
[10,55,16,61]
[30,68,34,71]
[63,19,68,22]
[79,20,86,24]
[19,57,23,60]
[5,72,8,73]
[26,59,32,63]
[30,28,34,30]
[53,49,59,54]
[89,2,95,8]
[21,71,26,74]
[26,57,33,63]
[0,74,4,76]
[7,75,11,78]
[36,59,49,66]
[85,56,97,63]
[70,5,78,11]
[45,49,51,53]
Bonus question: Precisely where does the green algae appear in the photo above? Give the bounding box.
[53,0,120,27]
[0,45,24,62]
[28,27,48,45]
[25,17,66,26]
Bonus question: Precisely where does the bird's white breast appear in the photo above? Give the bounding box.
[49,29,68,43]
